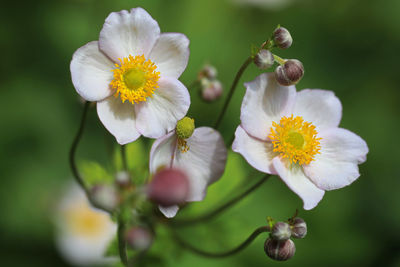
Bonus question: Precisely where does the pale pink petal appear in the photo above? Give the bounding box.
[70,41,115,101]
[97,96,140,145]
[149,33,190,79]
[232,126,276,174]
[159,205,179,218]
[303,128,368,191]
[292,89,342,131]
[149,131,176,173]
[99,8,160,62]
[241,73,296,140]
[273,157,325,210]
[135,77,190,139]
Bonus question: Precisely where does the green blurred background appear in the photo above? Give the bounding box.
[1,0,399,266]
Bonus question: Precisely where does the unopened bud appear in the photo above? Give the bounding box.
[91,185,118,211]
[198,64,218,80]
[147,168,189,207]
[264,238,296,261]
[201,79,223,102]
[115,171,131,187]
[274,59,304,86]
[176,117,195,139]
[291,217,307,239]
[271,222,291,241]
[273,27,293,49]
[254,49,274,70]
[125,227,153,250]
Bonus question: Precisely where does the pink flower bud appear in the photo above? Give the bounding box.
[274,59,304,86]
[125,227,153,250]
[201,79,223,102]
[273,27,293,49]
[291,217,307,239]
[254,49,274,70]
[115,171,131,187]
[90,185,119,211]
[198,64,218,80]
[264,238,296,261]
[147,168,189,206]
[271,222,291,241]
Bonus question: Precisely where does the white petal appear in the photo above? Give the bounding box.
[70,41,115,101]
[159,205,179,218]
[150,128,227,202]
[99,8,160,62]
[149,33,190,79]
[232,126,276,174]
[292,89,342,131]
[240,73,296,140]
[273,157,325,210]
[303,128,368,191]
[97,96,141,145]
[135,77,190,139]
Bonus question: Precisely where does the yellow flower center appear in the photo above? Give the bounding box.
[66,202,110,238]
[110,55,160,104]
[269,115,321,165]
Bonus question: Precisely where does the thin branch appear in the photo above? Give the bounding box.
[118,221,129,266]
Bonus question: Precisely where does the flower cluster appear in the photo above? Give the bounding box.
[65,6,368,265]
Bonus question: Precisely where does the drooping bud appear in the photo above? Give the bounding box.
[254,49,274,70]
[270,222,291,241]
[115,171,131,187]
[264,238,296,261]
[290,217,307,239]
[201,79,223,102]
[274,59,304,86]
[198,64,218,80]
[90,185,119,211]
[176,117,195,139]
[147,168,190,207]
[125,227,153,250]
[273,27,293,49]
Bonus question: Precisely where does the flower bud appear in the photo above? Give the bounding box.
[201,79,223,102]
[115,171,131,187]
[176,117,195,139]
[198,64,218,80]
[274,59,304,86]
[264,238,296,261]
[273,27,293,49]
[254,49,274,70]
[291,217,307,239]
[147,168,189,207]
[90,185,118,211]
[125,227,153,250]
[270,222,291,241]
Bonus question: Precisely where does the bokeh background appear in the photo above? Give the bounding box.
[1,0,399,266]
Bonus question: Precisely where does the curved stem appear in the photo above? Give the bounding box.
[170,174,270,227]
[214,56,253,129]
[118,220,129,266]
[173,226,270,258]
[69,101,91,196]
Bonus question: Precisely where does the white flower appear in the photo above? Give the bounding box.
[232,73,368,209]
[70,8,190,144]
[149,127,227,218]
[54,183,117,266]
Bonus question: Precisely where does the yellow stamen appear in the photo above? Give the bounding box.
[177,138,189,153]
[110,55,160,104]
[269,115,321,165]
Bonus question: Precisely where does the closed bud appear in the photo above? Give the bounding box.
[198,64,218,80]
[147,168,189,207]
[115,171,131,187]
[125,227,153,250]
[273,27,293,49]
[274,59,304,86]
[90,185,118,211]
[254,49,274,70]
[264,238,296,261]
[291,217,307,239]
[271,222,291,241]
[201,79,223,102]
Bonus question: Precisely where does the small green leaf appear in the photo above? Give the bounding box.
[79,161,114,186]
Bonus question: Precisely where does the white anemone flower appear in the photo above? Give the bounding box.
[232,73,368,209]
[54,183,117,266]
[150,121,227,218]
[71,8,190,144]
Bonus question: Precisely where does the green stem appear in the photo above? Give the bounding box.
[170,174,270,227]
[213,56,253,129]
[173,226,270,258]
[118,220,129,266]
[121,144,127,171]
[273,54,286,65]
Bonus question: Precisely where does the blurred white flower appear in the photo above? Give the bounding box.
[54,183,117,266]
